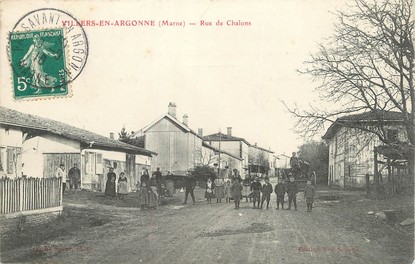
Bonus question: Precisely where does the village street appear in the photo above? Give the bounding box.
[1,177,413,264]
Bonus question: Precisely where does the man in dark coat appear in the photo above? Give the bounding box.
[183,175,196,204]
[154,167,163,186]
[251,177,262,209]
[286,176,298,211]
[290,152,300,178]
[68,163,81,191]
[260,177,273,209]
[274,178,286,210]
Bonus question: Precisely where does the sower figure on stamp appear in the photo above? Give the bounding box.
[183,175,196,204]
[20,34,60,88]
[260,177,273,209]
[68,163,81,192]
[251,176,262,209]
[274,178,286,210]
[286,176,298,211]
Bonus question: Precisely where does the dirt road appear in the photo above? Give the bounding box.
[1,178,413,264]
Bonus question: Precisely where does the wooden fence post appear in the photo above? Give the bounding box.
[19,178,23,212]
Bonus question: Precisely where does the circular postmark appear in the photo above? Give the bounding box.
[8,8,89,99]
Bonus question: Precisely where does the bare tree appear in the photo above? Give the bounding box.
[194,147,216,167]
[286,0,414,175]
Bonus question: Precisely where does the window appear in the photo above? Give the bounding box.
[84,151,96,174]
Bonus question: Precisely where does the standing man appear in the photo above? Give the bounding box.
[154,167,163,187]
[260,177,273,209]
[183,175,196,204]
[290,152,300,178]
[286,176,298,211]
[55,163,67,195]
[274,178,286,210]
[68,163,81,192]
[251,176,262,209]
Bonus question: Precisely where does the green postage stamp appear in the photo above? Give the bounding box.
[9,29,68,98]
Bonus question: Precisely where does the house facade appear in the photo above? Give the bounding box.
[248,143,275,177]
[322,111,408,189]
[0,107,156,192]
[134,103,203,176]
[200,142,243,179]
[203,128,250,179]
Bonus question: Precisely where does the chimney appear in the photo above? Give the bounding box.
[227,127,232,136]
[110,132,114,140]
[183,114,188,126]
[198,128,203,137]
[168,102,177,118]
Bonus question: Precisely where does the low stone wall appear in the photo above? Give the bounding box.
[0,209,61,234]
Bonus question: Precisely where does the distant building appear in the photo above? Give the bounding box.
[133,103,203,176]
[203,128,250,179]
[248,143,275,177]
[322,110,408,188]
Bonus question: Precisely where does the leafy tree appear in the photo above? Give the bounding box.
[297,141,329,184]
[190,165,216,184]
[118,126,144,148]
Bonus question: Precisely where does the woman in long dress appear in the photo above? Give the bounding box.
[118,172,128,200]
[224,180,232,203]
[105,167,116,198]
[148,173,159,208]
[214,177,225,203]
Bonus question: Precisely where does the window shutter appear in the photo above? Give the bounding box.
[7,148,14,174]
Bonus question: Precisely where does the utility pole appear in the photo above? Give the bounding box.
[218,129,221,176]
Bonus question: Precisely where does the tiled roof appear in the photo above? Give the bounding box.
[203,132,251,145]
[134,114,202,139]
[250,144,274,153]
[202,142,242,160]
[322,110,404,139]
[0,106,156,156]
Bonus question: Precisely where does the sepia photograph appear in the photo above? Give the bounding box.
[0,0,414,263]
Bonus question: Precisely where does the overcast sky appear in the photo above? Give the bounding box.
[1,0,351,155]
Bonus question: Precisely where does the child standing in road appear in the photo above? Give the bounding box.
[231,178,243,209]
[304,180,315,212]
[205,178,215,203]
[137,181,149,211]
[260,177,273,209]
[274,178,286,210]
[251,177,262,209]
[286,176,298,211]
[224,180,232,203]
